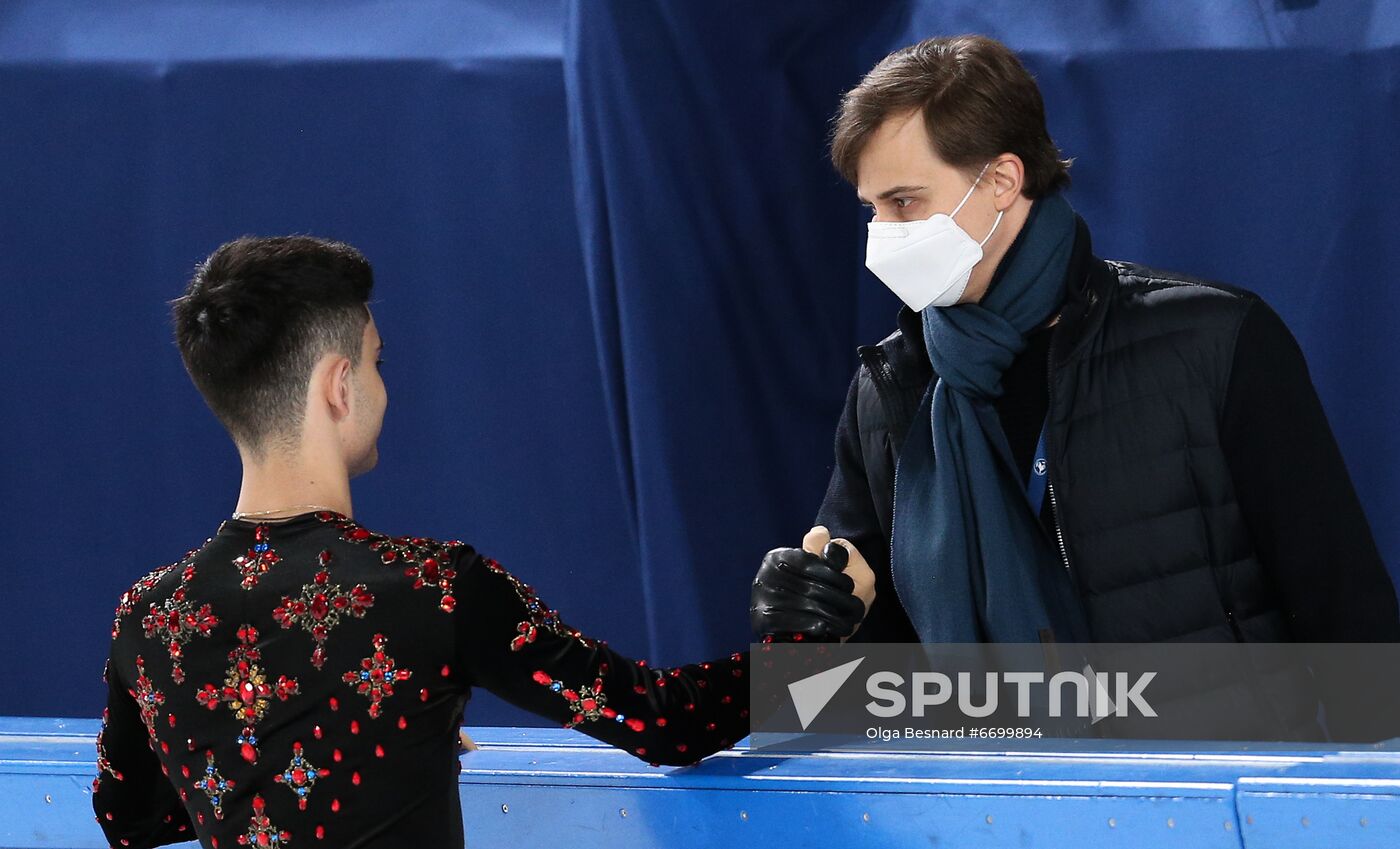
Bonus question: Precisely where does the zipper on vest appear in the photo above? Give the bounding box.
[1224,608,1244,642]
[889,459,912,619]
[1044,322,1074,579]
[862,344,919,628]
[1046,481,1073,577]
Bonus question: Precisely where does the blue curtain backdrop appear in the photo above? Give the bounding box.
[564,0,1400,663]
[2,0,1397,723]
[0,0,642,726]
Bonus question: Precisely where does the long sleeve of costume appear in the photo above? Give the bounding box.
[454,554,750,766]
[93,658,195,848]
[815,371,917,642]
[1221,300,1400,739]
[90,512,753,849]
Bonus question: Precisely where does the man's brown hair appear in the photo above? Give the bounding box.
[830,35,1071,198]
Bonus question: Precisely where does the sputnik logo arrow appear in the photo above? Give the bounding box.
[788,657,866,730]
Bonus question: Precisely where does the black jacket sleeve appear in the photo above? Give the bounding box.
[92,658,195,848]
[814,369,918,643]
[1221,300,1400,741]
[453,553,749,766]
[1221,300,1400,640]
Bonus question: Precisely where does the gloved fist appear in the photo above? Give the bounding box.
[750,528,869,642]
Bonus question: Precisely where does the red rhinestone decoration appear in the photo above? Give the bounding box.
[95,709,123,784]
[531,670,644,732]
[129,656,166,740]
[272,551,374,669]
[112,562,180,638]
[141,564,218,683]
[236,794,290,847]
[273,742,329,810]
[402,553,458,613]
[194,751,235,820]
[195,625,298,763]
[319,514,463,612]
[484,558,597,652]
[341,633,411,718]
[232,525,282,590]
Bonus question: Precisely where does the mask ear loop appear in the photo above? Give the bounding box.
[979,210,1005,248]
[950,161,1004,248]
[949,161,992,219]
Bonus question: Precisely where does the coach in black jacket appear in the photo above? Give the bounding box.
[793,35,1400,742]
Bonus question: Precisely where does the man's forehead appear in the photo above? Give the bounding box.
[856,110,946,199]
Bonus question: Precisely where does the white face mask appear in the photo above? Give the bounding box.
[864,163,1004,311]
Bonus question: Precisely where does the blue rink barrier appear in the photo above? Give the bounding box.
[3,717,1399,848]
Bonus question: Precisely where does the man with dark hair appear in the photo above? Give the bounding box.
[753,35,1399,740]
[94,235,874,848]
[173,237,379,460]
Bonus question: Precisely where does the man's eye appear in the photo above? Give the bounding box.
[894,197,914,209]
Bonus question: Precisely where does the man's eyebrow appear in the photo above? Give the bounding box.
[878,184,927,200]
[857,185,928,204]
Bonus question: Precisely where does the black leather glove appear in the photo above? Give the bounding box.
[750,542,864,642]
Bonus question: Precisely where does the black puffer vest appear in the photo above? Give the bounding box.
[846,218,1321,740]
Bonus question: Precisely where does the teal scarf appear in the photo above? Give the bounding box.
[891,193,1091,644]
